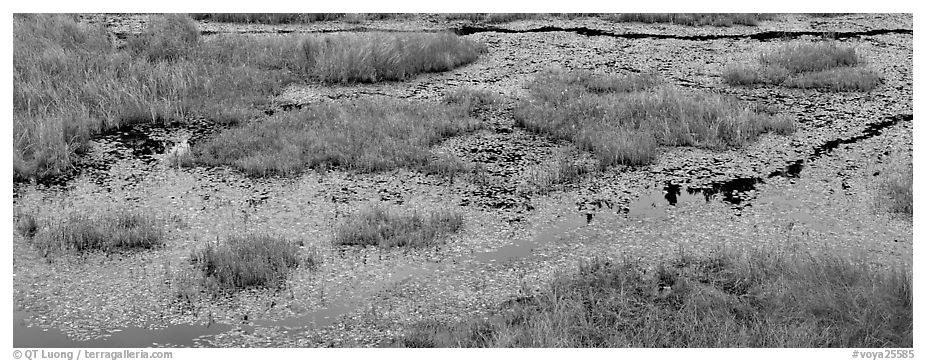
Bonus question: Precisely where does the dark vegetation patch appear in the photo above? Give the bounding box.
[334,205,464,248]
[191,98,481,176]
[602,13,777,26]
[189,234,316,292]
[398,247,912,347]
[514,69,794,167]
[32,211,164,256]
[15,212,39,238]
[723,41,881,91]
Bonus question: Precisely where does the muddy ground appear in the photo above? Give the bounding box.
[13,13,912,347]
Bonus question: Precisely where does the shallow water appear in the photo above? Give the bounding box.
[14,311,231,348]
[14,211,591,347]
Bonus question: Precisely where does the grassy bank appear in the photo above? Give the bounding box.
[31,211,164,256]
[723,42,881,91]
[191,98,481,176]
[14,14,483,180]
[189,234,316,291]
[398,246,911,347]
[514,69,794,167]
[13,14,295,180]
[334,206,464,248]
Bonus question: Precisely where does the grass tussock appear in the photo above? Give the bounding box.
[190,234,316,291]
[398,247,912,347]
[722,42,881,91]
[514,69,794,167]
[32,211,164,256]
[876,156,913,217]
[15,212,39,238]
[444,87,504,114]
[127,14,201,62]
[191,98,481,176]
[525,149,593,194]
[300,32,484,83]
[603,13,776,27]
[420,153,471,178]
[13,14,295,180]
[334,206,464,248]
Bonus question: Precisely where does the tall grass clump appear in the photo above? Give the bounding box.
[722,41,881,91]
[15,212,39,238]
[13,14,296,180]
[191,98,481,176]
[190,234,315,290]
[876,156,913,217]
[514,69,794,168]
[32,211,164,256]
[603,13,776,26]
[525,149,593,194]
[334,206,464,248]
[300,32,484,83]
[398,246,911,347]
[126,14,201,62]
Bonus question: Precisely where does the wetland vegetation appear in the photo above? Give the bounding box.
[514,69,795,167]
[399,246,912,347]
[335,206,465,248]
[13,13,912,349]
[30,211,164,256]
[189,234,316,291]
[723,41,882,91]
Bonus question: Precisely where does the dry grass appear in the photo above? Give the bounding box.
[525,149,593,194]
[443,87,504,114]
[441,13,543,23]
[514,69,794,167]
[14,14,483,180]
[13,14,294,180]
[876,156,913,217]
[191,98,481,176]
[300,32,484,83]
[32,211,164,256]
[189,234,316,291]
[335,205,464,248]
[15,212,39,238]
[603,13,776,26]
[722,41,881,91]
[398,246,912,347]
